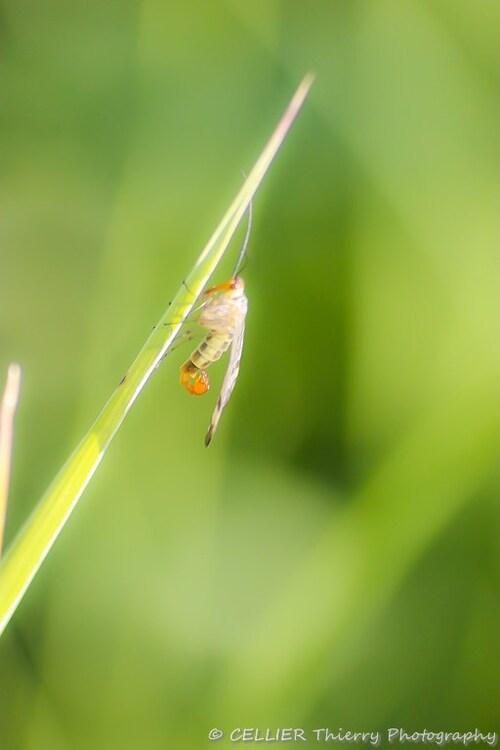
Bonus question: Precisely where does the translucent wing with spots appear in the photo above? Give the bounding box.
[205,303,247,446]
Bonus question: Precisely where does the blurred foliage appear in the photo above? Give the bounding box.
[1,1,499,748]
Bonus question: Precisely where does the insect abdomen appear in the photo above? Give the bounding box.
[179,333,232,396]
[190,333,232,370]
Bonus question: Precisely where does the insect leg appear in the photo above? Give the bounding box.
[155,329,196,369]
[160,296,211,328]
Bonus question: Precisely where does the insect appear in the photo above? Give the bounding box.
[179,204,251,446]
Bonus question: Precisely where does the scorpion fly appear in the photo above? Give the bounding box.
[180,204,252,446]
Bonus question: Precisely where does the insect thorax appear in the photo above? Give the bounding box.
[200,285,248,334]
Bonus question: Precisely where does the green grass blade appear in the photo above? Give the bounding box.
[0,74,314,636]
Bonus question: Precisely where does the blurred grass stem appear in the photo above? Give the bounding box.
[0,364,21,557]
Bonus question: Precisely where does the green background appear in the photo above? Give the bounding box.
[1,1,499,748]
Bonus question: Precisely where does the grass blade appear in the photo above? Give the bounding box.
[0,73,314,636]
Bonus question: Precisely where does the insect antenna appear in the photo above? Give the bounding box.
[232,199,252,278]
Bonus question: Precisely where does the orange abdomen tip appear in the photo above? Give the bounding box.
[180,361,210,396]
[191,371,210,395]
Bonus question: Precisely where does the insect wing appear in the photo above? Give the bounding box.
[205,308,246,446]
